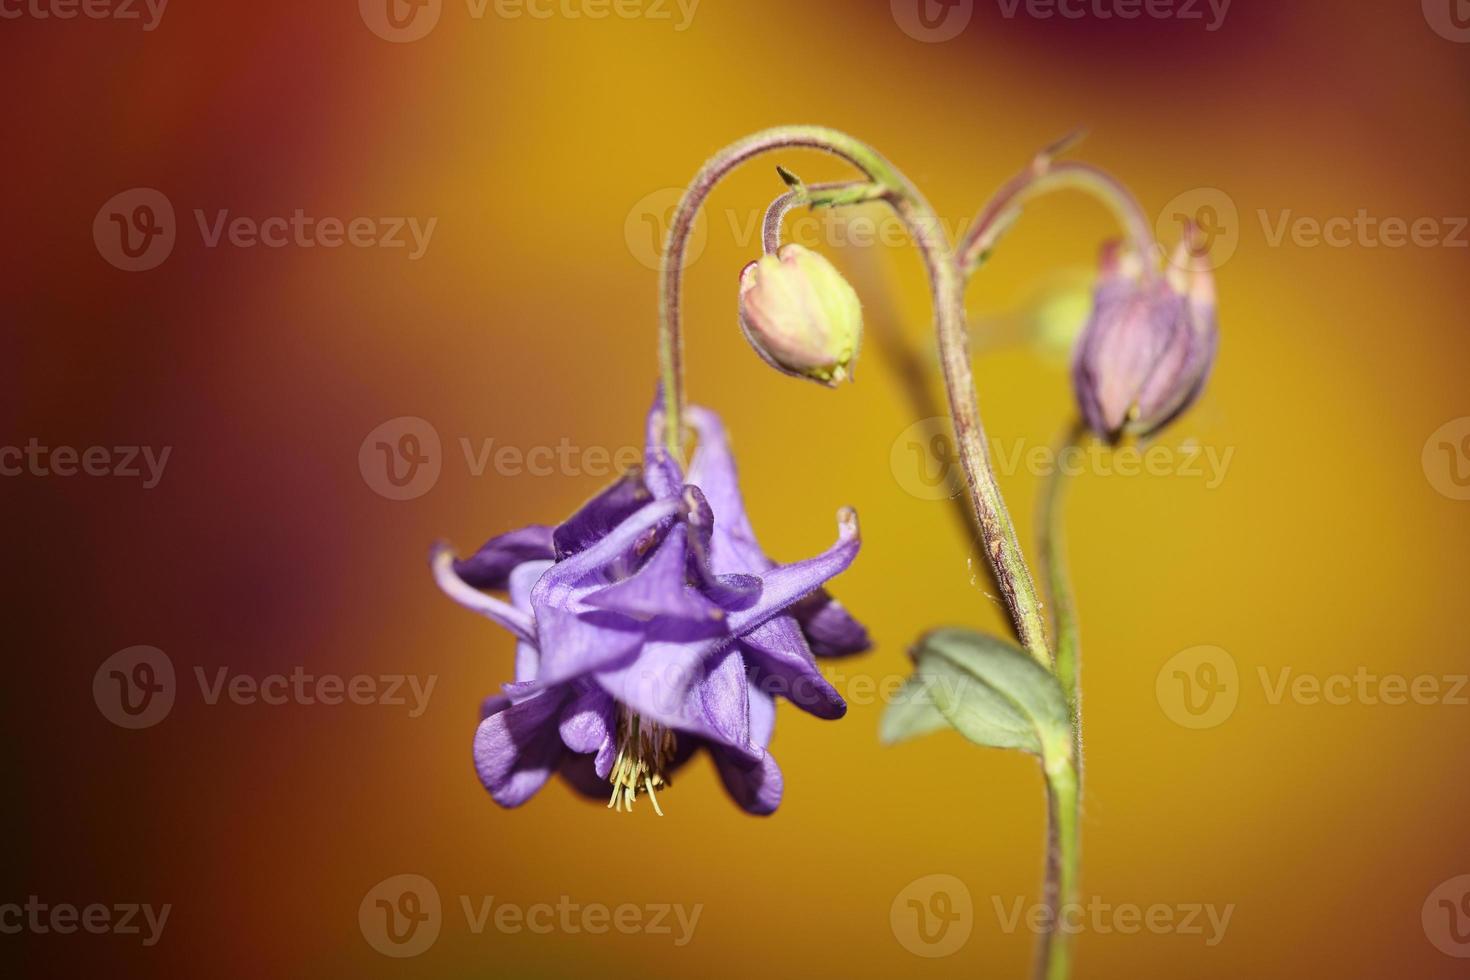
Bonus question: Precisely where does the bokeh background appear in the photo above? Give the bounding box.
[4,0,1469,976]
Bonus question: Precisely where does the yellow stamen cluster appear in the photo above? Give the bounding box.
[607,709,677,816]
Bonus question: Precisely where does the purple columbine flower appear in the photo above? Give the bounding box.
[430,395,868,816]
[1071,234,1219,441]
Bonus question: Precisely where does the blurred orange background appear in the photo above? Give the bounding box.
[4,0,1469,976]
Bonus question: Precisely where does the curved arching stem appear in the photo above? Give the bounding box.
[957,158,1158,281]
[760,181,881,255]
[658,127,906,456]
[656,126,1050,665]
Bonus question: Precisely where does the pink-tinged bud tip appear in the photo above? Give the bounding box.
[1071,235,1219,441]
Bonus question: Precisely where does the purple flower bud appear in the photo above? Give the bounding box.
[1071,234,1219,440]
[738,243,862,387]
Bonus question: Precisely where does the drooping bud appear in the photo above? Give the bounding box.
[1071,234,1218,441]
[737,243,862,387]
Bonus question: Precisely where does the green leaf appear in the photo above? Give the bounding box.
[879,672,952,746]
[915,628,1072,759]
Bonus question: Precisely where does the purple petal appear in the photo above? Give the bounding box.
[533,604,648,688]
[452,525,555,590]
[711,746,783,816]
[687,407,868,656]
[529,498,685,685]
[531,498,682,609]
[430,544,536,644]
[725,508,862,637]
[558,684,616,758]
[791,589,871,658]
[748,679,776,749]
[593,635,759,761]
[553,469,652,560]
[643,388,685,501]
[587,508,862,736]
[473,689,567,808]
[699,646,752,750]
[508,560,552,682]
[583,524,728,624]
[685,406,771,575]
[741,617,846,720]
[680,484,762,607]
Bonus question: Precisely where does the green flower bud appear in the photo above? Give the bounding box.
[737,244,862,387]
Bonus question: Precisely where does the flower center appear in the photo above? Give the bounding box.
[607,707,677,816]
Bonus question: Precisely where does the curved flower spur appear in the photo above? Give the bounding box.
[431,395,868,815]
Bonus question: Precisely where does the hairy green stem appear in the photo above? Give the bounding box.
[656,126,1050,664]
[1040,419,1087,710]
[957,157,1158,280]
[760,181,883,255]
[1039,753,1081,980]
[1036,422,1086,980]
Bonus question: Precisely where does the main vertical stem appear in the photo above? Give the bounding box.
[1040,420,1087,709]
[891,194,1050,665]
[1040,756,1081,980]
